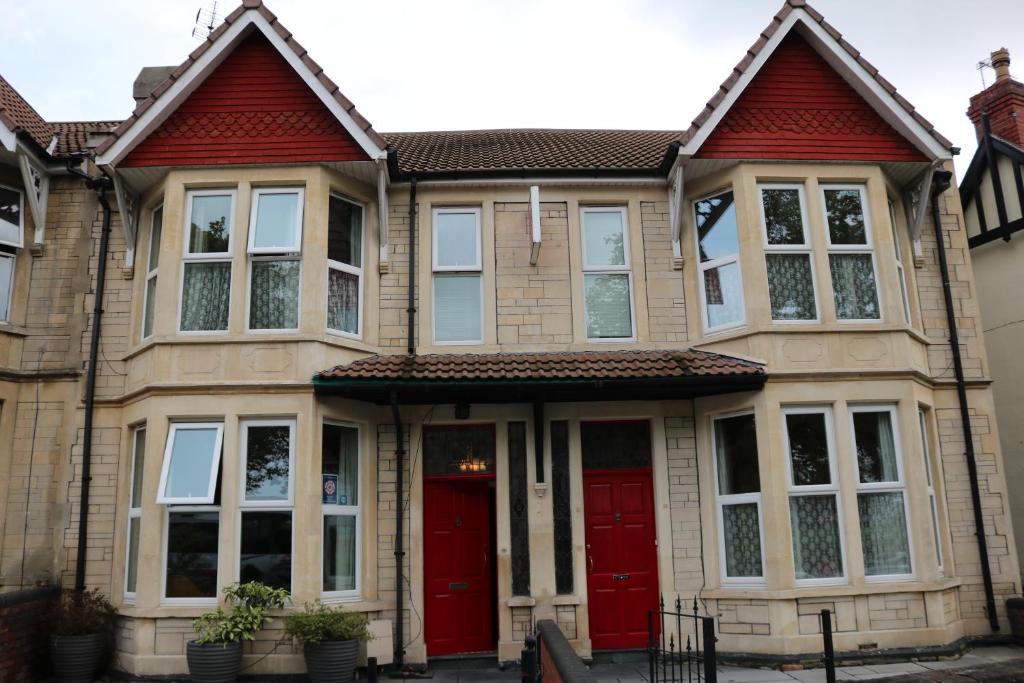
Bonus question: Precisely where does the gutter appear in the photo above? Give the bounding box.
[929,169,999,631]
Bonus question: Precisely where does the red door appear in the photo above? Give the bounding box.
[424,477,495,655]
[584,467,659,650]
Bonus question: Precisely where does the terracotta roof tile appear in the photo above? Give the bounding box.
[49,121,119,155]
[0,75,53,150]
[316,350,764,383]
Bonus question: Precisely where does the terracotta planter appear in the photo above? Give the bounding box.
[50,633,106,683]
[186,640,243,683]
[304,639,359,683]
[1008,598,1024,641]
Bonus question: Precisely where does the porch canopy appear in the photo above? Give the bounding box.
[312,349,765,405]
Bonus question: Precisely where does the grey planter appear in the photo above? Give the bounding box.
[50,633,106,683]
[304,639,359,683]
[186,640,243,683]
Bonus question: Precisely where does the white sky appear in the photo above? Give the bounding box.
[4,0,1023,178]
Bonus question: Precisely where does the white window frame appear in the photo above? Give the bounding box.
[156,422,225,505]
[326,193,365,340]
[179,189,236,335]
[694,189,746,335]
[124,424,146,602]
[162,505,220,606]
[0,182,25,249]
[888,198,912,324]
[710,410,766,587]
[782,406,848,587]
[0,250,14,323]
[246,187,305,255]
[580,206,636,342]
[918,406,944,573]
[849,404,915,582]
[432,207,483,345]
[141,204,162,341]
[758,183,820,323]
[321,420,362,601]
[821,184,883,323]
[246,188,303,333]
[245,256,302,333]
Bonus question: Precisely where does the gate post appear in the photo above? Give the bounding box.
[702,616,717,683]
[820,608,836,683]
[522,633,537,682]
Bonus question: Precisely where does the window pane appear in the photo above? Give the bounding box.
[189,194,232,254]
[584,273,632,338]
[143,276,157,338]
[435,212,479,268]
[166,511,219,598]
[853,411,899,483]
[253,192,300,251]
[434,274,481,342]
[722,503,763,577]
[790,495,843,580]
[424,425,495,476]
[328,196,362,267]
[249,260,299,330]
[930,496,942,566]
[786,412,830,486]
[181,261,230,331]
[327,268,359,334]
[581,421,651,469]
[762,188,805,245]
[824,189,867,245]
[0,254,12,321]
[858,492,911,575]
[703,262,743,328]
[126,516,140,594]
[148,207,163,272]
[240,511,291,590]
[0,186,21,245]
[322,423,359,506]
[695,191,738,262]
[131,429,146,508]
[582,211,626,267]
[245,425,290,501]
[323,515,356,592]
[165,427,219,499]
[714,414,760,495]
[829,254,879,320]
[766,254,816,320]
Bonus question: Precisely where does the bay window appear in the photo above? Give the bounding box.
[125,425,145,600]
[695,190,744,332]
[327,194,363,336]
[322,422,361,598]
[157,423,224,505]
[918,407,944,571]
[783,407,845,583]
[180,190,234,332]
[888,198,912,324]
[0,249,13,322]
[239,419,295,591]
[432,208,482,344]
[0,184,23,323]
[823,186,881,321]
[247,188,303,331]
[759,185,818,321]
[142,205,162,340]
[712,412,764,583]
[581,206,634,340]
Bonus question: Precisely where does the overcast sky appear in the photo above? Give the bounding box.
[4,0,1023,177]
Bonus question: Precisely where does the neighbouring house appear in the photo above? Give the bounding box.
[958,48,1024,586]
[0,0,1018,677]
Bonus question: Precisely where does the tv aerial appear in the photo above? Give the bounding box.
[192,1,222,41]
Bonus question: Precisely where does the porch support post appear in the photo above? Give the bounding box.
[533,401,545,484]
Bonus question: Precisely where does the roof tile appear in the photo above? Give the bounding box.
[0,75,53,150]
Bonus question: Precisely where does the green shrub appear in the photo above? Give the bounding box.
[284,602,370,643]
[193,581,290,645]
[51,588,117,636]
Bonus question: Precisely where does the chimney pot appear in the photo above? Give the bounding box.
[992,47,1011,82]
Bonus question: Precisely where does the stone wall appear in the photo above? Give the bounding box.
[640,201,686,342]
[379,200,413,350]
[664,416,704,595]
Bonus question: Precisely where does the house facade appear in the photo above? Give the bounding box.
[0,0,1018,676]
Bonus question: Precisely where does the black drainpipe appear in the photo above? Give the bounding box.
[930,169,999,631]
[66,156,114,592]
[406,178,417,356]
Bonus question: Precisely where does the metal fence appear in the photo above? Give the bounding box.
[648,597,717,683]
[820,608,837,683]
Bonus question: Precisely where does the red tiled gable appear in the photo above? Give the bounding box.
[317,350,764,382]
[694,33,926,162]
[121,33,370,167]
[0,75,53,150]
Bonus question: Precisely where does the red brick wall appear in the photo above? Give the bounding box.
[967,78,1024,146]
[0,587,59,683]
[539,636,566,683]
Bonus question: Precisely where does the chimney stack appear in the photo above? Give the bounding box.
[967,48,1024,146]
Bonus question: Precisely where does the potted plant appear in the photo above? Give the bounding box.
[188,581,290,683]
[49,588,117,683]
[284,602,371,683]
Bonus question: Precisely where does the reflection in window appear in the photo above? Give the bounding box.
[142,205,162,339]
[823,187,879,320]
[582,207,633,339]
[0,250,13,322]
[157,423,224,504]
[433,209,482,343]
[760,185,817,321]
[0,184,23,248]
[125,426,145,598]
[695,191,744,331]
[240,511,292,590]
[181,191,233,332]
[713,413,764,580]
[166,510,219,599]
[248,189,302,331]
[240,420,293,591]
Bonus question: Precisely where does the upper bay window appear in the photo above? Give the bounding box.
[433,208,482,344]
[327,194,363,337]
[695,190,744,332]
[581,207,634,340]
[180,190,234,333]
[888,198,912,324]
[247,188,303,331]
[142,205,163,340]
[823,186,881,321]
[0,184,24,323]
[759,184,818,321]
[712,412,764,584]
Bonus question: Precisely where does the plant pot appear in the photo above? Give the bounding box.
[187,640,243,683]
[50,633,106,683]
[303,639,359,683]
[1008,598,1024,641]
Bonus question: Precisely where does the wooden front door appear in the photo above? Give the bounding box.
[582,421,659,650]
[424,477,495,655]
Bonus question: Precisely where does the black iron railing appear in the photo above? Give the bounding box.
[648,597,717,683]
[820,608,837,683]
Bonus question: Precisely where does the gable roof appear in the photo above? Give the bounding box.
[95,0,386,166]
[0,75,53,152]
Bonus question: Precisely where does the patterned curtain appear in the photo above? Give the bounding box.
[766,254,816,320]
[790,495,843,579]
[250,260,299,330]
[854,411,899,483]
[722,503,763,577]
[328,268,359,334]
[858,492,911,575]
[181,261,230,331]
[830,254,879,319]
